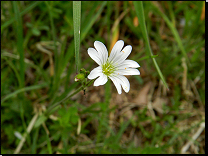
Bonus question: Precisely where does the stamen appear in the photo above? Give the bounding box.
[102,61,116,76]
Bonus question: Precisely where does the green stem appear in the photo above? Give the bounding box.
[45,79,94,115]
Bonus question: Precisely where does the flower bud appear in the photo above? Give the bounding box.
[80,68,90,77]
[74,73,85,82]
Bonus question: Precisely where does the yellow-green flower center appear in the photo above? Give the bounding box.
[102,61,115,76]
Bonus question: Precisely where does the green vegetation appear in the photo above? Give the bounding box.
[1,1,205,154]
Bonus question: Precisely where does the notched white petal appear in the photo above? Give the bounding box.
[109,75,122,94]
[120,59,140,68]
[94,41,108,64]
[88,48,102,65]
[87,66,102,79]
[116,75,130,93]
[116,68,140,75]
[108,40,124,63]
[113,45,132,65]
[122,45,132,54]
[94,73,108,86]
[116,60,140,70]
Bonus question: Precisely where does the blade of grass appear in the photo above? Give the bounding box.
[150,2,190,65]
[81,1,107,42]
[45,132,52,154]
[73,1,81,73]
[1,1,41,32]
[45,2,60,96]
[13,1,24,88]
[54,1,107,101]
[3,57,21,88]
[1,51,49,82]
[1,83,48,104]
[31,126,40,154]
[49,1,107,102]
[133,1,169,90]
[61,1,106,77]
[13,1,28,138]
[45,2,59,70]
[167,2,176,26]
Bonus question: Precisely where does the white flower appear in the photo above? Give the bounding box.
[87,40,140,94]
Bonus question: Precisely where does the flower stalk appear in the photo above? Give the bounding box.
[45,79,94,116]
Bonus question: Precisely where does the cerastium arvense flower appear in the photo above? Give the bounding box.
[87,40,140,94]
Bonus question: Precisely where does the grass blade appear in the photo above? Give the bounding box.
[73,1,81,73]
[60,2,106,84]
[81,1,107,42]
[133,1,169,90]
[13,1,24,88]
[3,57,21,88]
[1,1,41,32]
[150,2,190,65]
[1,83,48,104]
[45,2,58,72]
[45,2,60,96]
[31,127,40,154]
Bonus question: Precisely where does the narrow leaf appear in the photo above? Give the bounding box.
[73,1,81,73]
[1,83,48,104]
[133,1,169,90]
[13,1,24,88]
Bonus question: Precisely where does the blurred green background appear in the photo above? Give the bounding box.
[1,1,205,154]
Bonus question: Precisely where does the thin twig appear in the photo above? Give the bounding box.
[181,122,205,154]
[14,113,39,154]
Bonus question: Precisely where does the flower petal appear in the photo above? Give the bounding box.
[115,75,130,93]
[109,75,122,94]
[108,40,124,63]
[94,41,108,64]
[113,45,132,66]
[88,48,102,65]
[115,59,140,69]
[94,73,108,86]
[87,66,102,79]
[115,68,140,75]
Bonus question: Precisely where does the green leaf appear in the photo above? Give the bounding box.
[133,1,169,90]
[73,1,81,73]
